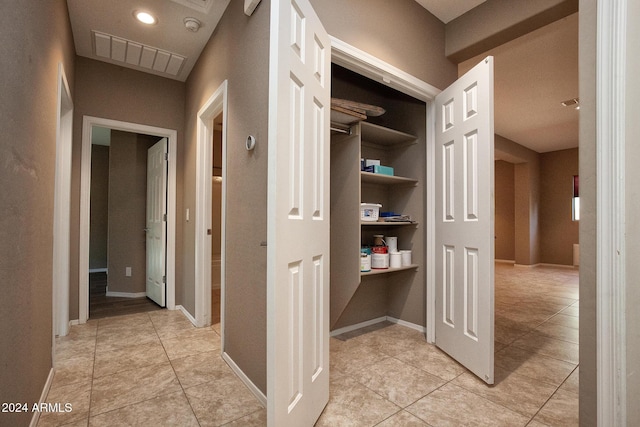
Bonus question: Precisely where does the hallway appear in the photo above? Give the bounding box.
[40,264,578,426]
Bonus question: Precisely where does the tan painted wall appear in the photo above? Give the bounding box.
[446,0,578,62]
[90,146,110,270]
[183,0,271,393]
[495,161,515,261]
[0,1,76,424]
[107,132,159,294]
[625,0,640,422]
[70,57,185,320]
[540,148,579,265]
[310,0,457,90]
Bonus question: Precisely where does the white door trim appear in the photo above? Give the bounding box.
[194,80,228,329]
[53,63,73,346]
[79,117,177,323]
[330,37,440,342]
[596,0,627,424]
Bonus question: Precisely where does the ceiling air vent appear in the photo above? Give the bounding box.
[92,31,186,77]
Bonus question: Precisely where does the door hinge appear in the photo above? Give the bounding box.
[164,153,169,161]
[163,213,167,221]
[162,275,166,284]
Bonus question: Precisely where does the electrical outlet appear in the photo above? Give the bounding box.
[125,267,132,277]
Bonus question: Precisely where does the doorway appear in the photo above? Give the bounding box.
[88,128,167,319]
[211,112,224,326]
[79,116,177,324]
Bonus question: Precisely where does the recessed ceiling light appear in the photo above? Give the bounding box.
[134,10,157,25]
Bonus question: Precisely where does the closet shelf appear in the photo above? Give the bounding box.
[360,221,418,226]
[360,121,417,147]
[361,171,418,186]
[361,264,419,276]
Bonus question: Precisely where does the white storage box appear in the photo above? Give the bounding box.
[360,203,382,222]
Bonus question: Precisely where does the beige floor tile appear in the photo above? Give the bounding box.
[495,345,576,387]
[55,334,97,360]
[52,352,95,388]
[559,367,579,395]
[88,391,199,427]
[376,410,430,426]
[533,389,579,427]
[330,339,389,375]
[171,350,233,389]
[315,375,400,427]
[406,383,529,427]
[511,331,579,364]
[544,313,579,329]
[451,369,557,417]
[37,380,92,427]
[351,357,445,407]
[97,312,153,328]
[535,322,579,344]
[93,341,169,378]
[560,305,579,317]
[95,324,160,353]
[90,362,182,416]
[185,376,264,426]
[161,328,220,360]
[394,342,466,381]
[224,408,267,426]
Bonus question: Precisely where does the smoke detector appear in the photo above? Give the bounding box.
[184,17,201,32]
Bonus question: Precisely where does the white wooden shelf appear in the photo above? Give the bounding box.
[360,171,418,186]
[361,264,419,276]
[360,121,417,147]
[361,221,417,226]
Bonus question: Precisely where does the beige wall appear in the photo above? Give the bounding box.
[70,57,185,319]
[626,0,640,422]
[183,0,271,393]
[0,1,76,425]
[90,145,110,270]
[540,148,579,265]
[310,0,457,90]
[495,161,515,260]
[107,132,159,294]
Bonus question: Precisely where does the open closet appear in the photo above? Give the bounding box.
[330,64,427,332]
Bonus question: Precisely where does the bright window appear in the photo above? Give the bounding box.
[572,175,580,221]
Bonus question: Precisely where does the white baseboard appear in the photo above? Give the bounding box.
[89,268,108,273]
[330,316,387,337]
[386,316,427,334]
[69,319,79,327]
[176,305,198,327]
[30,368,55,427]
[222,351,267,407]
[495,259,515,264]
[105,291,146,298]
[514,263,577,269]
[514,263,541,268]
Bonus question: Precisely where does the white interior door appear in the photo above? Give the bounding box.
[266,0,330,425]
[146,138,168,307]
[435,57,495,384]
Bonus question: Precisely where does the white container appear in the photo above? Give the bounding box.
[389,252,402,268]
[371,253,389,269]
[386,236,398,253]
[400,250,412,266]
[360,203,382,222]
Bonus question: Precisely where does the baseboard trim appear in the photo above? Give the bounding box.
[222,351,267,407]
[386,316,427,334]
[105,291,146,298]
[330,316,387,337]
[89,268,108,273]
[495,259,515,264]
[514,263,577,269]
[69,319,79,327]
[30,368,55,427]
[330,316,425,337]
[176,305,197,327]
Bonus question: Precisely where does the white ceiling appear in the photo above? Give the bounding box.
[66,0,578,154]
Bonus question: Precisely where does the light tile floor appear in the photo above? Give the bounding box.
[40,263,578,426]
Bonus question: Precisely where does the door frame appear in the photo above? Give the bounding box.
[53,63,73,345]
[194,80,228,329]
[79,116,177,323]
[330,37,440,341]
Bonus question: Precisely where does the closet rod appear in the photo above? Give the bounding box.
[330,124,352,135]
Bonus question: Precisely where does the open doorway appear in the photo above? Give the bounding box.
[211,113,223,327]
[79,116,177,324]
[88,127,166,319]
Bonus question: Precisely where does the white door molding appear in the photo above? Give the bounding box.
[194,80,228,329]
[330,37,440,342]
[79,117,177,323]
[53,63,73,345]
[596,0,627,424]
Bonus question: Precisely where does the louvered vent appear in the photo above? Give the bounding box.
[92,31,186,77]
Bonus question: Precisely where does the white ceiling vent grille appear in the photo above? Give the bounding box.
[169,0,214,14]
[93,31,186,77]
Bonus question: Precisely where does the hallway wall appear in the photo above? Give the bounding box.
[0,1,76,425]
